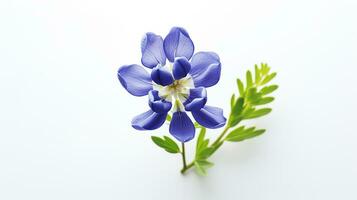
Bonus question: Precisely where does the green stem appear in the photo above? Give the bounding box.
[181,119,238,174]
[181,142,187,170]
[181,125,231,174]
[211,125,230,147]
[181,162,194,174]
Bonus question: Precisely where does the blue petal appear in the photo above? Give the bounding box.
[163,27,194,62]
[169,111,195,142]
[173,57,191,80]
[117,64,152,96]
[141,33,166,68]
[191,106,226,129]
[183,87,207,111]
[151,65,174,86]
[148,90,172,113]
[190,52,221,88]
[132,110,167,130]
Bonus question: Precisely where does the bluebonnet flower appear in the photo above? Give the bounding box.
[117,27,226,142]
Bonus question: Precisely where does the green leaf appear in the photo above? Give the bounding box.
[260,85,278,95]
[242,106,255,116]
[195,127,217,161]
[194,160,214,176]
[246,87,262,103]
[198,147,215,159]
[249,129,266,139]
[228,116,243,128]
[245,108,272,119]
[200,139,210,150]
[261,72,277,85]
[226,126,266,142]
[260,63,270,75]
[237,79,245,96]
[225,126,245,141]
[244,127,256,133]
[196,138,210,159]
[196,127,206,150]
[230,94,236,108]
[197,160,214,168]
[196,140,210,156]
[151,136,180,153]
[194,162,206,176]
[229,97,244,127]
[253,97,274,105]
[163,136,180,151]
[254,64,261,83]
[231,97,244,116]
[246,70,253,89]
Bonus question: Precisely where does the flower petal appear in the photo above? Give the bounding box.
[151,65,174,86]
[169,111,195,142]
[183,87,207,111]
[191,106,226,129]
[117,64,152,96]
[163,27,194,62]
[141,33,166,68]
[131,110,167,130]
[173,57,191,80]
[148,90,172,113]
[190,52,221,88]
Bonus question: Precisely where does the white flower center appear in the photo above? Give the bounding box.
[154,76,194,102]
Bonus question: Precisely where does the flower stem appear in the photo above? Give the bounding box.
[181,161,194,174]
[181,142,187,170]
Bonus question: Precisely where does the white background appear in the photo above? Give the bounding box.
[1,0,357,199]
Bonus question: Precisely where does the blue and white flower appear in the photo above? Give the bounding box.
[117,27,226,142]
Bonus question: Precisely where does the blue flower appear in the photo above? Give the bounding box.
[117,27,226,142]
